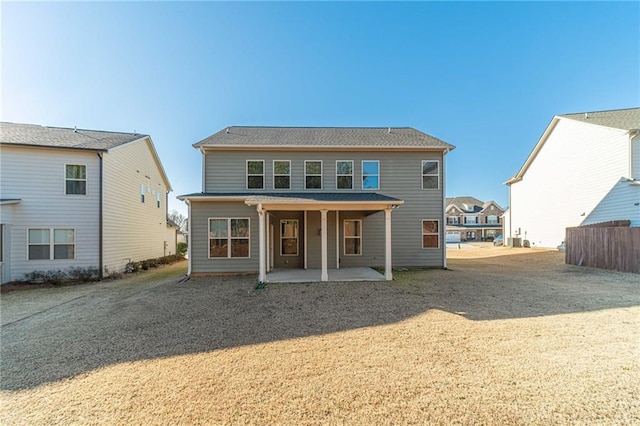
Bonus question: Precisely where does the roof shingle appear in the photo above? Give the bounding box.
[559,107,640,131]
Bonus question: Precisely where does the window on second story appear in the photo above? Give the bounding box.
[336,161,354,189]
[305,160,322,189]
[464,216,477,224]
[157,193,161,208]
[487,215,499,224]
[421,160,439,190]
[273,160,291,190]
[247,161,264,189]
[65,164,86,195]
[447,216,459,225]
[362,160,379,190]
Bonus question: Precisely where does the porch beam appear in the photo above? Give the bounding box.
[321,209,328,281]
[385,208,393,280]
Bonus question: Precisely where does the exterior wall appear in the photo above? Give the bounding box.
[201,149,446,268]
[189,200,259,273]
[509,118,629,248]
[0,146,100,281]
[632,134,640,179]
[102,138,172,272]
[582,179,640,227]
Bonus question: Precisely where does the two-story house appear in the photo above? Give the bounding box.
[178,126,455,282]
[445,197,504,242]
[0,123,174,283]
[505,107,640,248]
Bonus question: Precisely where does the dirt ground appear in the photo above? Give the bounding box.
[1,247,639,425]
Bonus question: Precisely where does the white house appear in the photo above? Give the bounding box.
[0,123,175,283]
[505,108,640,248]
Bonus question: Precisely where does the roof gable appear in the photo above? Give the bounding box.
[194,126,455,150]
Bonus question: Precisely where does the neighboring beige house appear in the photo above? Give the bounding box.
[505,107,640,248]
[179,126,455,282]
[0,122,174,283]
[445,197,504,242]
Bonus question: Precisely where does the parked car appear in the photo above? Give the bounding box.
[493,235,504,246]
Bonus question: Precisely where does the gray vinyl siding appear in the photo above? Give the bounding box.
[102,138,173,272]
[633,134,640,180]
[190,201,259,273]
[202,150,445,268]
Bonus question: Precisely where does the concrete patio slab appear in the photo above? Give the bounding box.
[266,267,385,283]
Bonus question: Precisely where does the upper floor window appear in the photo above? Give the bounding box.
[487,215,499,224]
[422,220,439,249]
[336,161,354,189]
[273,160,291,190]
[447,216,459,225]
[209,218,250,258]
[28,228,75,260]
[141,185,146,203]
[464,216,477,224]
[305,160,322,189]
[421,160,439,190]
[65,164,86,195]
[247,161,264,189]
[156,192,161,208]
[362,160,379,190]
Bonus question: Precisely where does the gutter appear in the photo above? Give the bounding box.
[97,152,104,278]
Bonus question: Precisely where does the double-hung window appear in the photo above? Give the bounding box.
[305,160,322,189]
[28,228,75,260]
[273,160,291,190]
[280,220,298,256]
[65,164,86,195]
[465,216,477,224]
[421,160,439,190]
[344,220,362,255]
[448,216,459,225]
[336,160,353,189]
[247,161,264,189]
[362,160,379,190]
[209,218,250,258]
[487,215,498,224]
[422,220,439,249]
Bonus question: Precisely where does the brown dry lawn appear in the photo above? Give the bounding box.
[1,248,639,425]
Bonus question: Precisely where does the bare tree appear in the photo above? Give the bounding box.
[168,210,187,231]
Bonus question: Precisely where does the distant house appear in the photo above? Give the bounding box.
[505,108,640,248]
[0,123,174,283]
[445,197,504,242]
[179,126,455,282]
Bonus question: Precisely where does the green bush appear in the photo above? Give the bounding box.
[177,242,188,256]
[68,266,100,282]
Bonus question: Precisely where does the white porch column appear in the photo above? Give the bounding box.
[385,208,393,280]
[336,210,340,269]
[321,209,328,281]
[258,205,266,283]
[265,213,270,273]
[304,210,308,269]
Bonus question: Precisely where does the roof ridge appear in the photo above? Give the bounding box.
[558,106,640,116]
[0,122,147,137]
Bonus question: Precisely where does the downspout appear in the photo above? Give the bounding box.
[97,152,104,278]
[442,148,449,269]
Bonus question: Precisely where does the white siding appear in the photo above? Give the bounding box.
[102,138,172,272]
[583,179,640,227]
[0,146,100,280]
[509,118,630,248]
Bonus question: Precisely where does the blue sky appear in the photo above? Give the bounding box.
[2,1,639,215]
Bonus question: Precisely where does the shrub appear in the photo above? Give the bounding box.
[24,270,46,283]
[103,267,123,280]
[125,262,141,273]
[68,266,100,282]
[177,242,188,256]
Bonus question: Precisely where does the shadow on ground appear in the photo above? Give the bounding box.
[2,251,638,391]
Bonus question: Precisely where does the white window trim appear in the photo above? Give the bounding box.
[156,192,161,208]
[208,218,251,259]
[487,215,499,225]
[304,160,323,190]
[421,160,440,190]
[361,160,380,190]
[27,227,76,260]
[64,164,87,196]
[421,219,440,249]
[343,219,362,256]
[272,160,291,190]
[448,216,459,225]
[246,160,265,190]
[336,160,354,190]
[464,216,478,224]
[280,219,299,256]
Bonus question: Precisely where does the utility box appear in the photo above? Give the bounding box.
[508,237,522,247]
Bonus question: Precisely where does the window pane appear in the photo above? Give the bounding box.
[247,176,264,189]
[306,161,321,174]
[54,229,74,244]
[209,219,228,238]
[231,239,249,257]
[29,229,50,244]
[423,220,438,234]
[281,221,298,238]
[54,244,74,259]
[336,161,353,175]
[29,245,50,260]
[306,176,321,189]
[362,161,378,175]
[209,239,227,257]
[274,176,290,189]
[231,219,249,238]
[282,238,298,255]
[337,176,352,189]
[422,161,438,175]
[247,161,264,174]
[274,161,290,175]
[362,176,379,190]
[345,238,361,255]
[66,165,86,179]
[344,220,361,237]
[66,180,87,195]
[423,234,439,248]
[422,176,438,189]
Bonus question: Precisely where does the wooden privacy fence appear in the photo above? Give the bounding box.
[566,221,640,274]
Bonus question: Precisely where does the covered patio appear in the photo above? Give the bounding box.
[266,267,385,283]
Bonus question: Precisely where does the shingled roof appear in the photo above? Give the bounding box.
[559,107,640,131]
[0,122,147,150]
[194,127,455,150]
